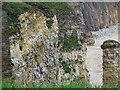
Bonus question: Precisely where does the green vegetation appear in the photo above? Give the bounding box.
[63,35,82,50]
[46,19,54,29]
[63,36,78,49]
[3,2,39,36]
[59,57,71,73]
[61,60,71,73]
[26,2,72,16]
[3,2,72,36]
[59,57,78,73]
[39,2,72,12]
[1,78,120,88]
[1,78,91,88]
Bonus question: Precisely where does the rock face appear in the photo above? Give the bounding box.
[3,2,119,85]
[56,10,90,83]
[68,2,118,45]
[10,12,89,85]
[10,11,59,84]
[2,10,12,77]
[101,40,120,85]
[59,50,89,83]
[56,10,86,50]
[69,2,118,31]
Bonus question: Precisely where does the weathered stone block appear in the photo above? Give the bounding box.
[101,40,120,85]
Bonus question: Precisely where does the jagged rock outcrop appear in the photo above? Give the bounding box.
[3,2,119,85]
[10,11,59,85]
[101,40,120,85]
[10,11,89,85]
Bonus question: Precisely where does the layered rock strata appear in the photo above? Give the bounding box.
[68,2,118,45]
[101,40,120,85]
[69,2,118,31]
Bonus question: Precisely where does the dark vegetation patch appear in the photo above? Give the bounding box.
[46,19,54,29]
[63,33,83,51]
[3,2,39,36]
[2,2,72,36]
[63,36,79,50]
[59,57,71,73]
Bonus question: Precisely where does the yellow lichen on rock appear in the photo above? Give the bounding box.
[10,11,89,85]
[10,11,59,84]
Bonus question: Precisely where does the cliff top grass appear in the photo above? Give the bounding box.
[3,2,72,36]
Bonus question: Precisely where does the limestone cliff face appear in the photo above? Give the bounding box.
[57,10,86,50]
[10,12,59,84]
[10,12,89,85]
[56,10,89,83]
[69,2,118,31]
[59,50,89,83]
[68,2,118,45]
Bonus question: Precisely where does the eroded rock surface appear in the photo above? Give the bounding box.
[68,2,118,45]
[10,11,59,84]
[10,12,89,85]
[101,40,120,85]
